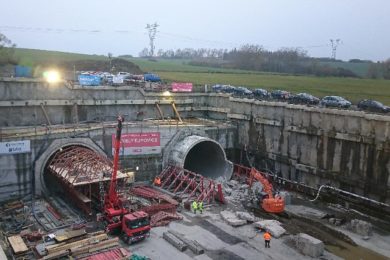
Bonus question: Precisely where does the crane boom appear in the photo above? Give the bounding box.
[107,116,124,207]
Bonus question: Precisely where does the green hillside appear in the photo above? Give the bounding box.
[318,61,371,77]
[9,48,390,105]
[13,48,107,66]
[126,57,261,74]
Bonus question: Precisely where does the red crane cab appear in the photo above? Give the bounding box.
[121,211,151,244]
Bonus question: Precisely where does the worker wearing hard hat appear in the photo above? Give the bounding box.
[192,200,198,214]
[263,231,271,248]
[154,176,161,186]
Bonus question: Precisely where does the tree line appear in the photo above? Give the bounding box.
[367,60,390,79]
[140,45,390,79]
[0,33,17,65]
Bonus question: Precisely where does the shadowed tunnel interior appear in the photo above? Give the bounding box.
[183,141,227,179]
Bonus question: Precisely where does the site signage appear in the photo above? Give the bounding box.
[78,74,101,86]
[112,132,161,155]
[0,140,31,155]
[172,82,193,92]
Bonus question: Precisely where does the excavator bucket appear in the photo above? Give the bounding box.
[262,197,285,213]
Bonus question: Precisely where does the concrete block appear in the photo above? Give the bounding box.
[240,184,249,190]
[224,187,232,195]
[254,220,286,238]
[235,211,255,222]
[227,180,239,188]
[163,232,187,251]
[296,233,324,257]
[279,191,291,205]
[168,230,204,255]
[348,219,373,236]
[220,210,247,226]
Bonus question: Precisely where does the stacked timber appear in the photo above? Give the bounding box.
[7,235,29,255]
[42,233,120,259]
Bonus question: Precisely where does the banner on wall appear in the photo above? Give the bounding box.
[172,82,193,92]
[112,132,161,155]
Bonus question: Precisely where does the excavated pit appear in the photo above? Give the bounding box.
[167,135,233,180]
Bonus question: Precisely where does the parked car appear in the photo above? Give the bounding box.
[212,84,223,92]
[357,99,390,113]
[220,85,236,94]
[233,86,253,98]
[253,88,270,100]
[271,90,291,101]
[117,72,131,77]
[320,96,351,108]
[289,93,320,105]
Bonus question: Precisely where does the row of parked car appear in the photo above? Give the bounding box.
[211,84,390,113]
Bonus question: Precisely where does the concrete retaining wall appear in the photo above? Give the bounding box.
[0,79,389,203]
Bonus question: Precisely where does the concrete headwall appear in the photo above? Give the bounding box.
[0,87,236,201]
[208,96,390,203]
[0,79,389,203]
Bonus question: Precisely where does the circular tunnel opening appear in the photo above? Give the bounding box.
[183,140,228,179]
[42,145,108,215]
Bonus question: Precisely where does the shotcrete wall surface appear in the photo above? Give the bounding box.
[1,79,390,203]
[167,135,233,180]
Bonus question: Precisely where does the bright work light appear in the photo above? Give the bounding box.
[43,70,61,83]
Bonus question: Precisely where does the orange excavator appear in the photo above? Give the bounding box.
[248,167,285,213]
[249,168,284,213]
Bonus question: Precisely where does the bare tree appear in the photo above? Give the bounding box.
[0,32,17,65]
[139,48,149,58]
[108,52,113,70]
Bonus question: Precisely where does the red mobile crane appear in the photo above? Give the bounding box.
[103,116,151,244]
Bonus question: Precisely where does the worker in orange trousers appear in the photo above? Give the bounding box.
[263,231,271,248]
[154,176,161,186]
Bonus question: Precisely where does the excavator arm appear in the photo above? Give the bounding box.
[249,168,284,213]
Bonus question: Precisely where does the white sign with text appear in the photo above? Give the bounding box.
[0,140,31,154]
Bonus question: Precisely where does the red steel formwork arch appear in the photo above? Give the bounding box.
[46,146,129,215]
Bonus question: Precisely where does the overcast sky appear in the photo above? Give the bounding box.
[0,0,389,61]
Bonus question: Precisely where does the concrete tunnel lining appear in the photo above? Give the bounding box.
[34,138,106,195]
[167,135,233,180]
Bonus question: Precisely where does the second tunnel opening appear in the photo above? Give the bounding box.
[183,140,227,179]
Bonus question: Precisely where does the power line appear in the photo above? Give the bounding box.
[330,39,342,59]
[0,25,144,35]
[1,25,334,53]
[145,23,159,56]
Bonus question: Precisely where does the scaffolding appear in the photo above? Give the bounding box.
[46,146,130,215]
[155,165,225,204]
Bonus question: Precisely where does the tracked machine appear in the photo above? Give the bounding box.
[234,164,285,213]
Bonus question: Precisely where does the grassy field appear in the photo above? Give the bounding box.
[14,48,107,66]
[9,48,390,105]
[318,61,371,78]
[129,58,390,105]
[158,71,390,105]
[127,57,261,74]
